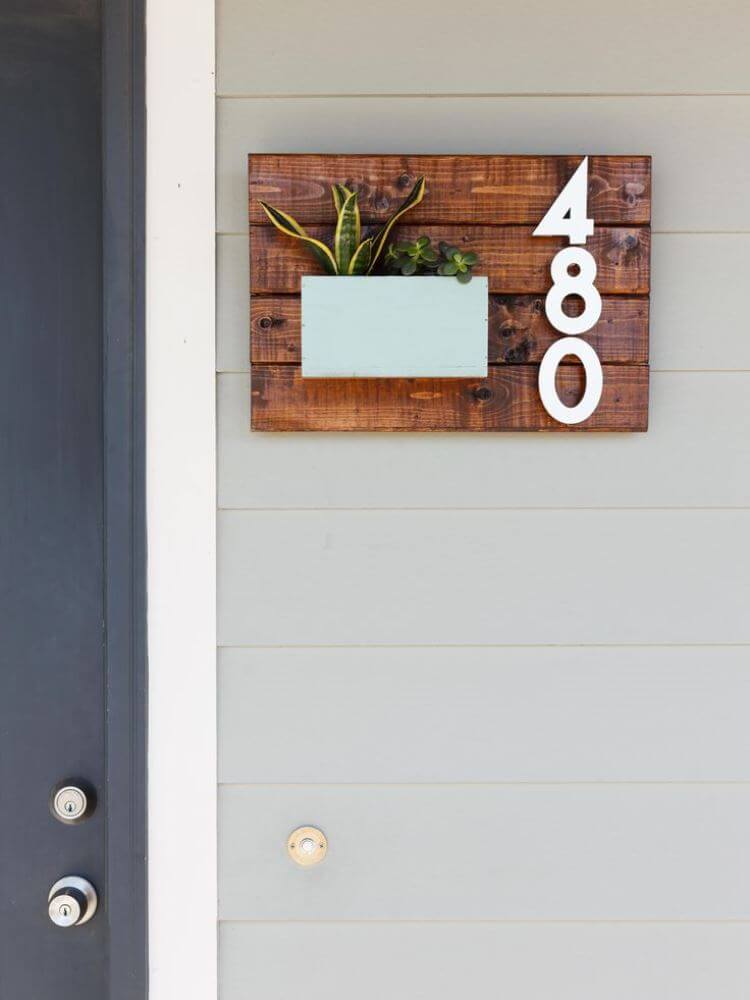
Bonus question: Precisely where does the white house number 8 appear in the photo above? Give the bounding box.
[533,156,603,425]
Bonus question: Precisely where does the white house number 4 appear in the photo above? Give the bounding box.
[533,156,603,425]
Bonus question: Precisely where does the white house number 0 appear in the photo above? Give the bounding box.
[533,156,603,425]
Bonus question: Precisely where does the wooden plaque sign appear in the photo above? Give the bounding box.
[249,154,650,431]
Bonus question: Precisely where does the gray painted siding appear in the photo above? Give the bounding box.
[219,646,750,783]
[221,923,750,1000]
[216,1,750,995]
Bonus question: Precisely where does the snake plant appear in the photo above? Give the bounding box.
[258,177,426,275]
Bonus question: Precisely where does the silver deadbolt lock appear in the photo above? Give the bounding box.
[48,876,98,928]
[49,779,96,825]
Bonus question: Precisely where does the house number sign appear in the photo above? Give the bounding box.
[534,157,603,425]
[249,153,651,432]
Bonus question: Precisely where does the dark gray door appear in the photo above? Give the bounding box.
[0,3,145,997]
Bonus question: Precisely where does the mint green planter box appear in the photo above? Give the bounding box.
[301,276,489,379]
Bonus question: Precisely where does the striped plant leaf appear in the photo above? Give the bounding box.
[334,190,360,274]
[368,176,426,273]
[331,183,353,215]
[348,237,373,275]
[258,200,338,274]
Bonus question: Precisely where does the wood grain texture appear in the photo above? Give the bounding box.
[220,372,750,508]
[251,364,649,431]
[251,294,649,365]
[248,154,651,226]
[248,154,650,431]
[250,224,651,295]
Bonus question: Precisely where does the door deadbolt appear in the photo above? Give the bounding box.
[50,779,96,824]
[48,876,98,928]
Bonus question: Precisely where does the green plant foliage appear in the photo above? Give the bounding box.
[385,235,440,275]
[438,242,478,283]
[334,190,361,274]
[258,201,338,274]
[385,236,479,282]
[367,176,427,273]
[348,237,373,275]
[258,176,426,277]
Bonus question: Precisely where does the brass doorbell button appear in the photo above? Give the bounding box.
[287,826,327,866]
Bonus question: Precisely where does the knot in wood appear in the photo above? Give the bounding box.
[259,316,273,329]
[397,173,412,189]
[473,386,492,402]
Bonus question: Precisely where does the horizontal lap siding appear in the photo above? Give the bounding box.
[221,923,750,1000]
[217,0,749,95]
[216,1,750,995]
[219,372,750,507]
[218,97,750,233]
[219,784,750,919]
[218,509,749,646]
[219,646,750,783]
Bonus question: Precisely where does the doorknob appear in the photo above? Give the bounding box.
[48,876,98,928]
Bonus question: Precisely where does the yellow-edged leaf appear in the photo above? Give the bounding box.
[259,200,338,274]
[348,237,373,275]
[368,176,426,273]
[331,183,353,215]
[334,190,360,274]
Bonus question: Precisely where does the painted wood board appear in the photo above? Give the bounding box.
[301,276,489,378]
[220,922,750,1000]
[219,372,750,508]
[219,646,750,783]
[248,154,651,431]
[217,509,749,646]
[219,784,750,919]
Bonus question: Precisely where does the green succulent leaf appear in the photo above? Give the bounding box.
[456,269,473,283]
[416,235,430,248]
[331,183,354,215]
[439,261,458,276]
[368,176,427,272]
[348,237,373,275]
[401,259,417,275]
[259,200,338,274]
[422,248,439,263]
[462,252,478,265]
[334,190,361,274]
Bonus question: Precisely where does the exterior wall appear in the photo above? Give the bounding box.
[216,2,750,995]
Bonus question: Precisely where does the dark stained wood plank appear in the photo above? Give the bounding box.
[251,364,649,432]
[250,225,651,295]
[249,154,651,226]
[251,294,649,366]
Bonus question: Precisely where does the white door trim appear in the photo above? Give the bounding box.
[146,0,217,996]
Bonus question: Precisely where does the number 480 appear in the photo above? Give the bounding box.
[533,157,603,425]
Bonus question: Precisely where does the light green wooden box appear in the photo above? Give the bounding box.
[301,276,488,379]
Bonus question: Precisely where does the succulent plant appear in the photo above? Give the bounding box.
[385,235,440,275]
[258,177,426,275]
[437,242,478,283]
[385,236,480,282]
